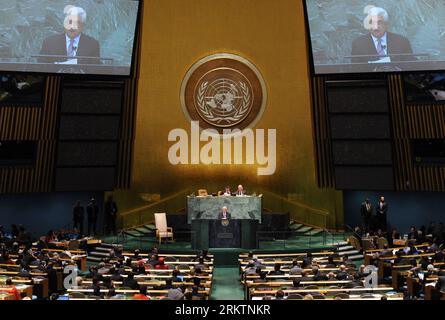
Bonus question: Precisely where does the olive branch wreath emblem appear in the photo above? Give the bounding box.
[196,81,251,125]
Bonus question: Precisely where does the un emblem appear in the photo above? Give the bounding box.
[181,53,267,133]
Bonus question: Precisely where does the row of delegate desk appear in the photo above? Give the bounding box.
[66,252,215,300]
[363,244,445,299]
[0,238,102,300]
[238,250,398,300]
[0,247,89,300]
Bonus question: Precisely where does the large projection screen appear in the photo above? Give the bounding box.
[0,0,140,76]
[304,0,445,75]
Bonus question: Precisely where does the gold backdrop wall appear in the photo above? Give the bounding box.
[118,0,344,229]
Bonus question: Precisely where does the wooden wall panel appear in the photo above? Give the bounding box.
[0,76,60,193]
[312,76,335,188]
[388,75,445,191]
[0,6,141,193]
[313,73,445,192]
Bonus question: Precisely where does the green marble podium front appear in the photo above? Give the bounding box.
[187,195,262,223]
[187,195,261,249]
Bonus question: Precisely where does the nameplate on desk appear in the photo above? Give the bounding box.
[217,233,233,239]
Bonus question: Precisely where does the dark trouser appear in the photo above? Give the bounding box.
[74,219,84,236]
[88,218,97,236]
[362,216,371,233]
[378,214,387,231]
[106,214,117,235]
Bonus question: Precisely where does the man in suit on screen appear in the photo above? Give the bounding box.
[351,7,414,64]
[39,5,100,65]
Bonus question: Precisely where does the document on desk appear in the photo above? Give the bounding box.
[55,59,78,65]
[369,57,391,64]
[425,282,437,287]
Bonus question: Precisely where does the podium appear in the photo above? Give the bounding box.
[191,219,258,249]
[188,195,262,249]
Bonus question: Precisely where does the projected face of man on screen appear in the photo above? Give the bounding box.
[64,5,86,39]
[348,5,413,65]
[39,4,101,66]
[364,6,389,39]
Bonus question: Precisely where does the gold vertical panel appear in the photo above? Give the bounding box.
[121,0,343,229]
[116,6,142,190]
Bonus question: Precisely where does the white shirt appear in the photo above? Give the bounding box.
[66,34,81,57]
[371,33,387,55]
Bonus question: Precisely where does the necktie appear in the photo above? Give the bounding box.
[377,38,385,56]
[68,39,76,57]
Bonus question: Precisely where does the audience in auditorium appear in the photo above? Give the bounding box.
[191,286,204,300]
[154,257,169,270]
[123,273,139,290]
[289,260,303,275]
[133,286,150,300]
[268,263,285,276]
[168,285,185,300]
[171,269,182,283]
[1,210,445,301]
[275,290,285,300]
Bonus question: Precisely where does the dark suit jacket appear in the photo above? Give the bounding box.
[218,211,231,220]
[313,273,328,281]
[360,202,373,219]
[123,279,140,290]
[87,204,99,221]
[105,201,118,218]
[73,206,84,222]
[376,202,388,217]
[268,270,285,276]
[39,33,100,65]
[351,32,414,63]
[110,274,123,282]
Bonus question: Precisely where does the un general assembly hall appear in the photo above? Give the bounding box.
[0,0,444,314]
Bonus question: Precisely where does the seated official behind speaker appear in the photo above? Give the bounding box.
[218,206,231,220]
[235,184,246,196]
[351,7,414,63]
[222,186,232,196]
[39,5,100,65]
